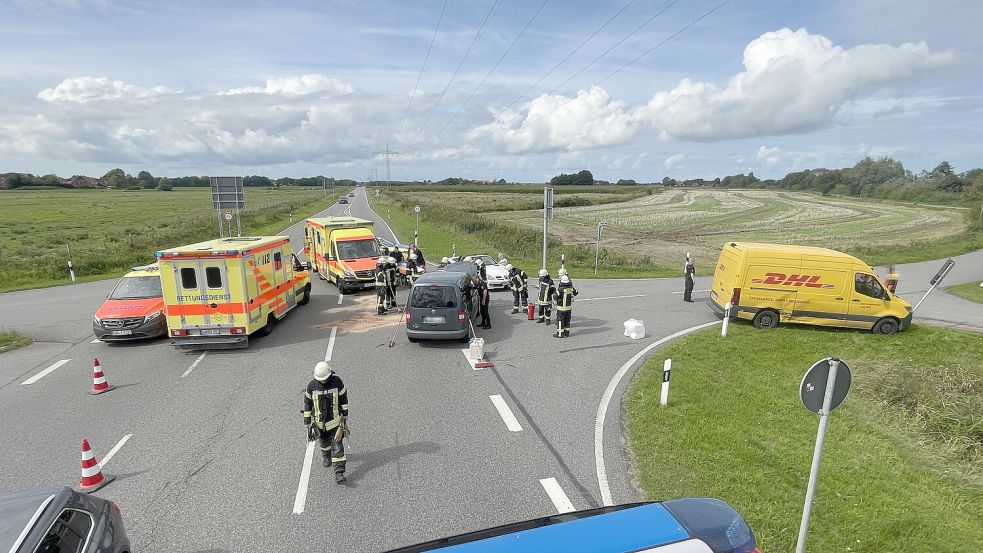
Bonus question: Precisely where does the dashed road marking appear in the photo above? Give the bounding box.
[489,395,522,432]
[325,326,337,362]
[99,434,132,468]
[292,441,317,515]
[578,294,647,302]
[539,477,575,514]
[181,353,207,378]
[338,293,344,306]
[21,359,70,385]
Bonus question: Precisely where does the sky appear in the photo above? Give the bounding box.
[0,0,981,182]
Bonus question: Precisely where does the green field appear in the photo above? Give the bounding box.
[626,324,983,553]
[0,331,32,353]
[372,186,980,277]
[947,281,983,304]
[0,187,347,292]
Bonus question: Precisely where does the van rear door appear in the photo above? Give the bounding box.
[171,259,232,328]
[410,284,464,332]
[710,245,744,307]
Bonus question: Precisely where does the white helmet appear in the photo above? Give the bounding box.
[505,264,513,271]
[463,256,473,262]
[475,258,484,265]
[441,257,449,264]
[560,275,571,284]
[388,256,396,264]
[558,268,568,276]
[377,256,387,265]
[538,269,548,278]
[314,361,332,381]
[500,257,508,265]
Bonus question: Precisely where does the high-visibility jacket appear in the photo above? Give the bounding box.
[386,264,398,287]
[554,284,578,312]
[537,278,556,306]
[375,268,387,289]
[509,269,528,292]
[304,374,349,431]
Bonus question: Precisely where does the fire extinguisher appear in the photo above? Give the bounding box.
[527,303,536,320]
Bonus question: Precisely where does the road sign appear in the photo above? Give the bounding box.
[209,177,244,209]
[799,358,851,414]
[224,212,233,221]
[930,258,955,285]
[414,205,421,213]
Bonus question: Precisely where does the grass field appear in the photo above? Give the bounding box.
[626,323,983,553]
[946,281,983,304]
[0,331,32,353]
[0,187,347,292]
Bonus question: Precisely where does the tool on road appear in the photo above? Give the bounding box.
[334,420,352,452]
[75,438,115,494]
[466,318,493,369]
[388,304,409,347]
[89,358,115,395]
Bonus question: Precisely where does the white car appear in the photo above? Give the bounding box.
[462,254,509,289]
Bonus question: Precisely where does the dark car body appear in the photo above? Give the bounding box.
[406,268,479,342]
[338,196,349,204]
[0,486,130,553]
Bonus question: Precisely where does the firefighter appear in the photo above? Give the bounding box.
[475,257,487,281]
[683,258,695,302]
[507,264,528,314]
[536,269,556,324]
[408,253,420,284]
[553,274,578,338]
[438,256,450,269]
[375,256,388,314]
[303,362,349,483]
[477,273,491,329]
[385,256,398,307]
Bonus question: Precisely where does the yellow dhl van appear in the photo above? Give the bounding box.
[707,242,912,335]
[304,216,379,293]
[157,236,311,349]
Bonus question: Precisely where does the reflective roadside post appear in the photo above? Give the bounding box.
[721,302,731,337]
[659,359,671,406]
[66,244,76,283]
[594,221,607,276]
[795,358,852,553]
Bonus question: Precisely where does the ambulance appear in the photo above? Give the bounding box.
[156,236,311,349]
[92,263,166,341]
[707,242,912,335]
[304,216,379,293]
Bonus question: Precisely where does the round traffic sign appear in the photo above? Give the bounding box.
[414,205,421,213]
[799,358,851,414]
[224,212,233,221]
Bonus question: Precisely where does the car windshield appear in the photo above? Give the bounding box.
[336,239,379,260]
[110,275,162,299]
[468,255,497,265]
[411,286,457,309]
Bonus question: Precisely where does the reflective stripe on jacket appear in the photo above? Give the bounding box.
[303,374,349,431]
[554,285,578,312]
[537,278,556,306]
[509,270,528,292]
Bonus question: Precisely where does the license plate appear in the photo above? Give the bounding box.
[423,316,445,324]
[200,329,221,335]
[363,282,375,289]
[110,330,132,336]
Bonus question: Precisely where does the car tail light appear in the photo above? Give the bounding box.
[458,311,466,322]
[230,327,246,334]
[405,311,411,324]
[731,287,742,306]
[171,329,188,336]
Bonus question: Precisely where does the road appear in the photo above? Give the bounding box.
[0,188,980,552]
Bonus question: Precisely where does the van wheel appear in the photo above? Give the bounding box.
[872,317,899,335]
[257,315,276,337]
[752,310,779,329]
[298,285,311,305]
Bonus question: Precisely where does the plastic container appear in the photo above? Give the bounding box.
[624,319,645,340]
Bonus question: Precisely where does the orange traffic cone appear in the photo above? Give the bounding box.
[89,358,115,395]
[75,438,115,493]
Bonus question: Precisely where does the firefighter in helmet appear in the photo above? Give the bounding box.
[386,256,398,306]
[536,269,556,324]
[553,274,578,338]
[507,264,529,314]
[304,362,349,483]
[375,256,388,315]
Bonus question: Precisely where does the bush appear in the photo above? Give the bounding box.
[157,182,173,191]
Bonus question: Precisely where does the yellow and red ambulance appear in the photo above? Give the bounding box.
[304,216,379,293]
[92,263,167,341]
[157,236,311,349]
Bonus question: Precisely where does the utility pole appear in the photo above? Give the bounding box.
[375,141,403,189]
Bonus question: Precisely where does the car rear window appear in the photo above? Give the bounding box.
[411,286,457,309]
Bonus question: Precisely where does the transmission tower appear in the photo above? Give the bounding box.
[375,140,403,188]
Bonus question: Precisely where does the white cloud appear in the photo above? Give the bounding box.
[756,146,782,167]
[664,153,686,170]
[220,74,353,96]
[38,77,169,103]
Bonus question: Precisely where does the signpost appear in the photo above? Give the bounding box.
[594,221,607,275]
[414,205,421,247]
[210,177,245,237]
[795,358,852,553]
[912,258,955,315]
[542,187,553,270]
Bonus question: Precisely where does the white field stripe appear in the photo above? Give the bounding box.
[21,359,70,385]
[99,434,132,468]
[577,294,647,302]
[539,478,575,514]
[324,326,337,362]
[670,289,711,294]
[594,320,721,506]
[292,441,317,514]
[489,395,522,432]
[337,293,344,306]
[181,353,207,378]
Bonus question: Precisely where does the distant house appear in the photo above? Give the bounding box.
[66,175,108,188]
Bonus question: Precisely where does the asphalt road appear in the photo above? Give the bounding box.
[0,188,980,552]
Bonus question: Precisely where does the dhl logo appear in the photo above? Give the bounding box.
[751,272,835,289]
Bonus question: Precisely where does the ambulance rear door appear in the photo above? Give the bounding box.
[171,258,235,330]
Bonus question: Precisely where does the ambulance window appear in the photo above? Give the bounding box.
[205,267,223,288]
[180,268,198,289]
[274,252,283,271]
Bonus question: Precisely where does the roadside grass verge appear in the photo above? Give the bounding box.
[0,331,32,353]
[626,323,983,553]
[0,187,347,293]
[946,281,983,304]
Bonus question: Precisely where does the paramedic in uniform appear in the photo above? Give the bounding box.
[304,362,349,483]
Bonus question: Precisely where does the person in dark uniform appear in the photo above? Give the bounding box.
[375,256,388,315]
[507,264,528,314]
[303,362,349,483]
[477,274,491,329]
[385,256,398,308]
[683,258,695,302]
[553,275,578,338]
[536,269,556,324]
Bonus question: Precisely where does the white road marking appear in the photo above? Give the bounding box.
[90,338,101,344]
[292,441,317,515]
[99,434,132,468]
[578,294,647,302]
[324,326,337,362]
[594,320,721,506]
[489,395,522,432]
[21,359,70,385]
[361,190,401,242]
[460,349,488,371]
[337,293,344,306]
[539,477,575,514]
[671,289,710,294]
[181,353,207,378]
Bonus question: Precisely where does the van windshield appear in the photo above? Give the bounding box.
[110,276,163,299]
[336,239,378,260]
[411,286,457,309]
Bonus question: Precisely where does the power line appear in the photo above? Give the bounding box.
[394,0,448,146]
[418,0,499,135]
[433,0,551,138]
